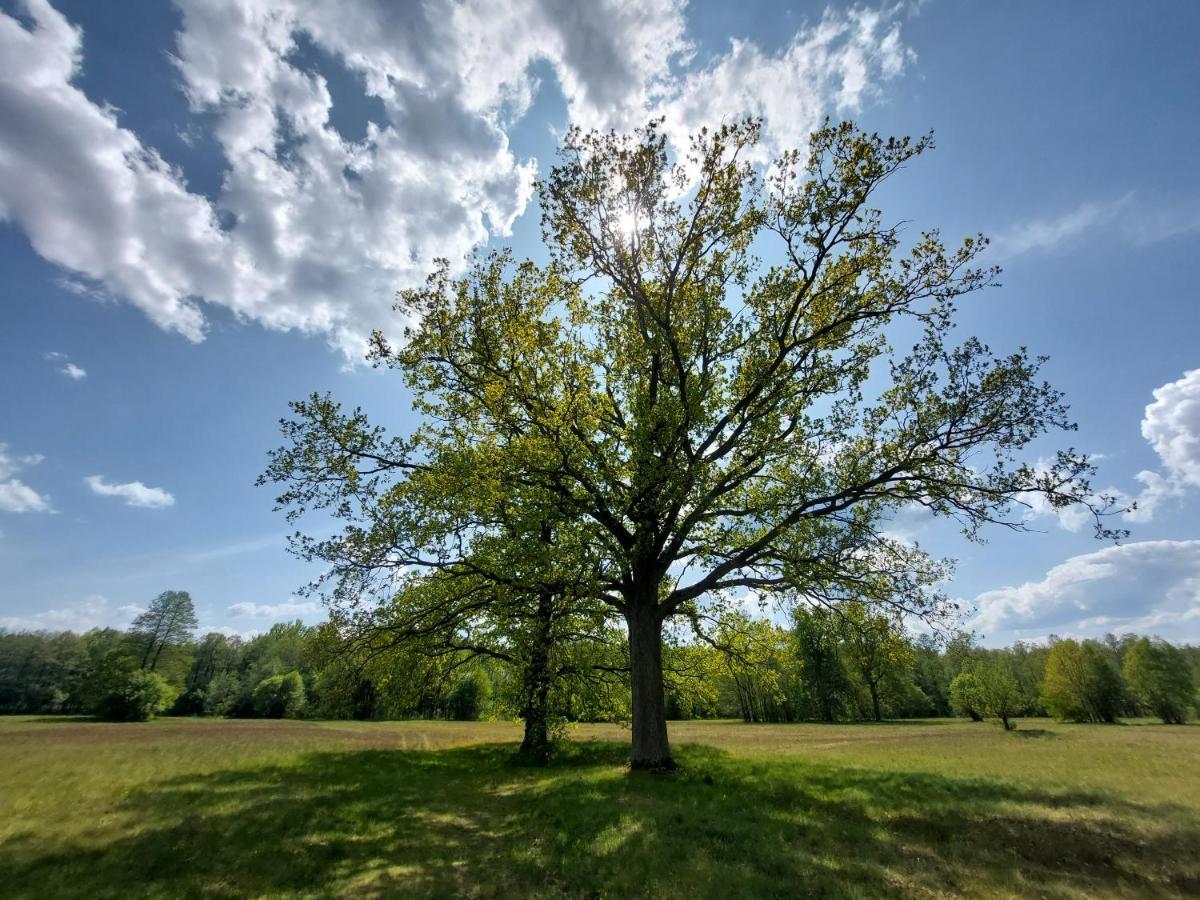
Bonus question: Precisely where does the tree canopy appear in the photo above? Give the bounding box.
[261,118,1120,767]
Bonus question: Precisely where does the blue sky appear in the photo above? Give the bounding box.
[1,0,1198,644]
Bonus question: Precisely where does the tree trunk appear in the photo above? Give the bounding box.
[626,603,673,770]
[869,682,881,722]
[519,591,556,763]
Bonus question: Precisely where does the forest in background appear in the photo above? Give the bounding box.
[2,589,1196,729]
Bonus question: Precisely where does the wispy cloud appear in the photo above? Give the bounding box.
[0,443,53,513]
[992,193,1133,257]
[0,593,116,632]
[993,191,1200,259]
[43,351,86,379]
[229,599,322,620]
[84,475,174,509]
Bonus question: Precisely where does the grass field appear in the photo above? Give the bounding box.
[1,717,1197,898]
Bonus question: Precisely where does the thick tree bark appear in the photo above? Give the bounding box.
[869,682,882,722]
[626,602,673,770]
[519,590,556,762]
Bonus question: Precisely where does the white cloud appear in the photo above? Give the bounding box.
[43,351,86,379]
[972,540,1200,643]
[1021,369,1200,531]
[993,194,1132,257]
[1141,368,1200,489]
[229,599,322,619]
[994,192,1200,259]
[1123,368,1200,523]
[84,475,175,509]
[0,0,911,359]
[0,593,121,632]
[0,443,53,513]
[656,6,912,162]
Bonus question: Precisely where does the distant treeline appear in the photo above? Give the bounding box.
[2,590,1197,726]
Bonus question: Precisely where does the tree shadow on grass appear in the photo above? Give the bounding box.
[2,741,1197,899]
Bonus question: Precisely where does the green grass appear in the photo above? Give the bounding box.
[1,717,1197,898]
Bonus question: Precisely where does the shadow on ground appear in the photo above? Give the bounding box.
[3,741,1197,899]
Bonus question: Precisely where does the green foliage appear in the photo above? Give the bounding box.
[202,671,244,717]
[970,656,1024,730]
[443,670,491,721]
[260,118,1118,768]
[837,602,913,722]
[1041,639,1124,723]
[92,657,176,722]
[712,614,803,723]
[792,606,850,721]
[251,671,306,719]
[129,590,198,673]
[949,673,983,721]
[1123,637,1194,724]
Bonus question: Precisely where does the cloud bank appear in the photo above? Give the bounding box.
[972,539,1200,643]
[0,0,912,358]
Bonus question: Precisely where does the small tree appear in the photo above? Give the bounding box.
[252,670,306,719]
[949,672,984,721]
[1123,637,1193,724]
[1041,639,1123,723]
[129,590,198,672]
[972,656,1023,730]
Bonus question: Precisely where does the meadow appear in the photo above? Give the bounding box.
[1,716,1197,899]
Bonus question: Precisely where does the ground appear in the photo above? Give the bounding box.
[0,717,1197,898]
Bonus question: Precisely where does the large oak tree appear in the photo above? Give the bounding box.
[264,119,1118,768]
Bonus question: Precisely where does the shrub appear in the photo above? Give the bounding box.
[251,671,306,718]
[204,671,246,717]
[94,666,176,722]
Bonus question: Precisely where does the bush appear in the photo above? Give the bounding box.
[251,671,306,718]
[94,666,176,722]
[203,671,246,717]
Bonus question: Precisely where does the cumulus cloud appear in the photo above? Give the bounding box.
[1121,368,1200,523]
[656,6,912,162]
[1021,369,1200,532]
[0,443,53,513]
[0,0,912,359]
[972,540,1200,642]
[84,475,175,508]
[229,599,322,619]
[43,351,86,379]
